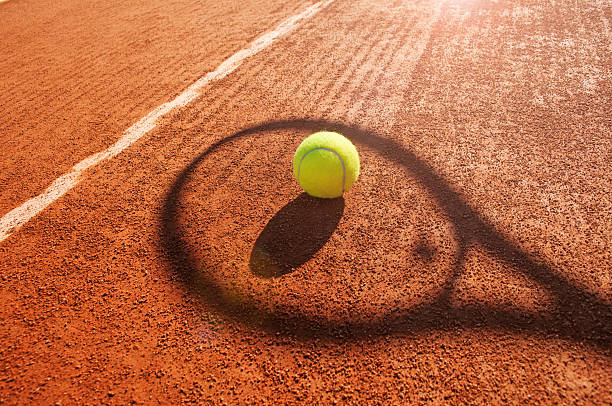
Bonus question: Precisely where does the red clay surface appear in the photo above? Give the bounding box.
[1,0,611,404]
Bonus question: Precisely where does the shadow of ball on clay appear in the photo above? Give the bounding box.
[249,192,345,278]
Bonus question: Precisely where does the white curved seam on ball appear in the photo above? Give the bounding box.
[297,147,346,194]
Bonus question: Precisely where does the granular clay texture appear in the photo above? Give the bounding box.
[0,0,610,404]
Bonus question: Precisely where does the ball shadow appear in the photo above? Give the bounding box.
[250,193,345,278]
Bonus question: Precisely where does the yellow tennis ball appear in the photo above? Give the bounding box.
[293,131,360,198]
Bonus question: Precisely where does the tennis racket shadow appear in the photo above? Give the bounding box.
[249,192,344,278]
[160,119,611,352]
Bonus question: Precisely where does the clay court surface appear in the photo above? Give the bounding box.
[1,0,611,403]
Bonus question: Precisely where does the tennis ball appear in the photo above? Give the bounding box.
[293,131,360,198]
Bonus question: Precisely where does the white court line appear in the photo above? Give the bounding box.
[0,0,335,243]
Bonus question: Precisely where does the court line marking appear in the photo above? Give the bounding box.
[0,0,335,243]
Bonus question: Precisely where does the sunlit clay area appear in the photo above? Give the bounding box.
[0,0,610,404]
